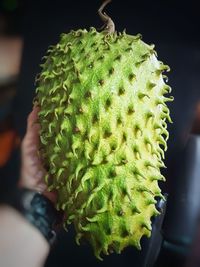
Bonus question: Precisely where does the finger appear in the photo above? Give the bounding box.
[27,106,40,131]
[23,107,41,147]
[35,183,47,193]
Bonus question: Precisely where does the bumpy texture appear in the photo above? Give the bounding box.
[35,28,173,259]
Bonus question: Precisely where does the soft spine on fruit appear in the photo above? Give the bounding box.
[35,28,173,259]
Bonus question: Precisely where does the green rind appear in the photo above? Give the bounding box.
[35,28,173,259]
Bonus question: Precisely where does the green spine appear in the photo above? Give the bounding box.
[35,28,173,259]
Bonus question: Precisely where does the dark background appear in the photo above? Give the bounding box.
[1,0,200,266]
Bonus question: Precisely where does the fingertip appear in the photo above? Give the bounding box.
[33,104,40,112]
[27,106,40,129]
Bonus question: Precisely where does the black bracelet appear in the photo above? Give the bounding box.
[0,187,60,246]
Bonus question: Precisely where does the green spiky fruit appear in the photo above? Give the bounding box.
[35,27,173,259]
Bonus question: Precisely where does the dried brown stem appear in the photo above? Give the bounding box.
[98,0,115,34]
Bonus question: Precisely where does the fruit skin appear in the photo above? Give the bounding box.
[35,27,173,259]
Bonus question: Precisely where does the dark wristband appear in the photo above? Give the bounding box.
[0,188,60,245]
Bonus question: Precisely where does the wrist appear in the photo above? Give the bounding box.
[20,188,58,245]
[0,187,61,246]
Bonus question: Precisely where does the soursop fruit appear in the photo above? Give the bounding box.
[35,1,173,260]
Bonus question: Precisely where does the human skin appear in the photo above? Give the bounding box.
[0,106,56,267]
[0,204,49,267]
[20,105,57,202]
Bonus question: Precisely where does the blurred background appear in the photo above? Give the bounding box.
[0,0,200,266]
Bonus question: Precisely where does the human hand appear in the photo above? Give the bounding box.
[19,106,56,203]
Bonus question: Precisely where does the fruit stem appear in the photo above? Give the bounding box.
[98,0,115,34]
